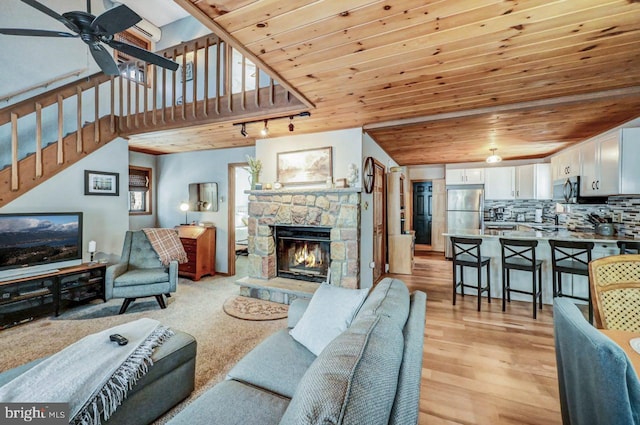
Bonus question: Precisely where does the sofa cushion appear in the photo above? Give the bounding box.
[167,380,290,425]
[289,283,369,356]
[389,291,427,425]
[226,329,317,398]
[280,314,404,425]
[355,278,410,330]
[114,268,170,286]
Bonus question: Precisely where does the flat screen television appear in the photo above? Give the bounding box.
[0,212,83,281]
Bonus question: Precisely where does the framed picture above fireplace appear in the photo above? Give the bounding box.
[277,147,332,185]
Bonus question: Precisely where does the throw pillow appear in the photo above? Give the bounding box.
[289,283,369,356]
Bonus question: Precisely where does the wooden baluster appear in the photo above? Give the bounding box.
[143,62,148,127]
[241,55,246,111]
[110,76,116,133]
[152,64,158,125]
[203,37,209,117]
[35,103,43,177]
[182,45,187,120]
[118,75,124,131]
[215,40,220,114]
[171,49,176,121]
[11,113,18,191]
[57,95,63,164]
[162,65,167,123]
[226,43,232,112]
[94,80,100,143]
[135,64,140,128]
[76,86,82,153]
[192,42,197,118]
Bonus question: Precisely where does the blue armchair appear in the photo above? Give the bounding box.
[553,297,640,425]
[105,231,178,314]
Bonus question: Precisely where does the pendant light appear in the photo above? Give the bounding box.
[486,148,502,164]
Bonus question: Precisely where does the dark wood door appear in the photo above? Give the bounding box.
[413,182,432,244]
[373,160,386,283]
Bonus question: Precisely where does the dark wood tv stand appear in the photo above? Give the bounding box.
[0,263,106,329]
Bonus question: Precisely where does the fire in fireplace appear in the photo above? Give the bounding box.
[274,226,331,283]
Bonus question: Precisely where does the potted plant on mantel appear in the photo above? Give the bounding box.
[246,155,262,190]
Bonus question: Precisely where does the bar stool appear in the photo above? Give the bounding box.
[548,240,594,322]
[617,241,640,254]
[499,239,543,319]
[451,237,491,311]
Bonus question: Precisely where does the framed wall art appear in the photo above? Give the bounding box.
[84,170,119,196]
[277,147,332,185]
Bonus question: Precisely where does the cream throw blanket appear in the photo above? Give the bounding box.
[0,318,174,425]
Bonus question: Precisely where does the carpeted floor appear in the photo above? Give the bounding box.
[0,257,287,423]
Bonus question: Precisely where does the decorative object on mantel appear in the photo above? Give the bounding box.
[277,146,332,185]
[274,182,282,190]
[363,157,375,194]
[246,155,262,190]
[347,163,358,187]
[223,296,288,321]
[335,178,347,188]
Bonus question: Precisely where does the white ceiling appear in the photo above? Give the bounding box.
[115,0,190,27]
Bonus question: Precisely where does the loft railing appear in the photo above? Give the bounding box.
[0,32,308,206]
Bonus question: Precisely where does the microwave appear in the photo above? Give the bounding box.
[553,176,608,204]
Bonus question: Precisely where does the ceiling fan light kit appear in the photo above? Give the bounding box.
[0,0,179,76]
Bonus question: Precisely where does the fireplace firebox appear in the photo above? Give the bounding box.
[274,226,331,283]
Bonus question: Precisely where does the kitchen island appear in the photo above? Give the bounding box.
[443,226,635,306]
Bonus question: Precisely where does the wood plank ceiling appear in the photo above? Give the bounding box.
[142,0,640,164]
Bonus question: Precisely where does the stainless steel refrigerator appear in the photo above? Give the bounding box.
[445,185,484,258]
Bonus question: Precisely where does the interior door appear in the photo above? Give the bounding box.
[413,182,432,244]
[373,160,386,283]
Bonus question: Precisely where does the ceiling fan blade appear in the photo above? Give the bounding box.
[91,4,141,36]
[20,0,80,33]
[89,43,120,76]
[0,28,77,37]
[107,40,179,72]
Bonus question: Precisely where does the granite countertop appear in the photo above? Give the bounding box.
[444,228,634,243]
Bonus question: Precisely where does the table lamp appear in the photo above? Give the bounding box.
[88,240,97,264]
[180,202,190,225]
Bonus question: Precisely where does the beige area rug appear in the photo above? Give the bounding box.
[223,295,289,320]
[0,268,286,424]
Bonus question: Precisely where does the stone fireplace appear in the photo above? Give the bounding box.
[245,188,361,289]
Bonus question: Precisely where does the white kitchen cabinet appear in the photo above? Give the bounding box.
[551,148,580,180]
[445,168,484,185]
[579,128,640,197]
[484,164,550,200]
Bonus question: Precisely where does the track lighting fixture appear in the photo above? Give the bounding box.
[233,111,311,138]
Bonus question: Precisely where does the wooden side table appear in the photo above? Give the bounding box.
[600,329,640,377]
[176,225,216,281]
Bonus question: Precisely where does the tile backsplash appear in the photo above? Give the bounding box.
[484,196,640,239]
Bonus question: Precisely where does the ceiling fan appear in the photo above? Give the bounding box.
[0,0,179,76]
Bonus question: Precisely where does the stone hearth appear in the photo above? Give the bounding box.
[244,188,361,293]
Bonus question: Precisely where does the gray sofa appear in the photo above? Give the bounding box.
[0,329,197,425]
[168,277,427,425]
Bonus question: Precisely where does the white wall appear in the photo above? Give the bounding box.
[129,151,158,230]
[156,146,255,273]
[255,128,363,187]
[360,132,398,288]
[2,138,130,263]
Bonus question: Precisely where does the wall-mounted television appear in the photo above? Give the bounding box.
[0,212,83,282]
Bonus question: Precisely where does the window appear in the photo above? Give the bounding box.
[114,30,151,84]
[129,166,152,214]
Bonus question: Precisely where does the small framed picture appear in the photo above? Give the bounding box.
[84,170,119,196]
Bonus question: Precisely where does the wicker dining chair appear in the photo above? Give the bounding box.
[588,254,640,331]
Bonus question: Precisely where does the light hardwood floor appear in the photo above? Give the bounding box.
[392,252,562,425]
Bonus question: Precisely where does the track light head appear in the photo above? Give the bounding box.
[240,123,248,138]
[289,116,294,132]
[260,120,269,137]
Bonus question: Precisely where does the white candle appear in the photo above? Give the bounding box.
[88,240,97,253]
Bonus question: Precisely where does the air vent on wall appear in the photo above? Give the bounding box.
[130,18,161,42]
